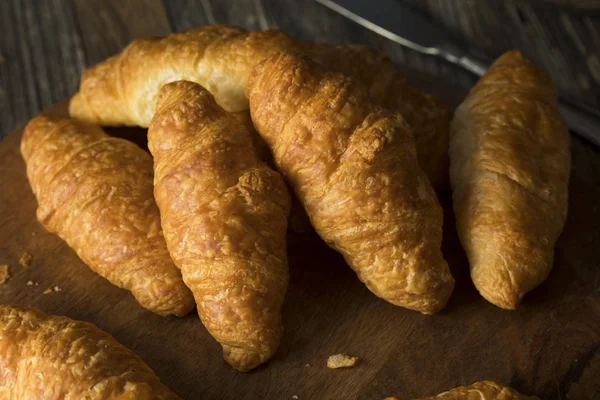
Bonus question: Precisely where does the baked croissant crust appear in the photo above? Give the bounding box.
[0,305,179,399]
[449,50,571,309]
[21,115,195,316]
[386,380,538,400]
[70,25,449,190]
[427,381,538,400]
[248,52,454,314]
[303,42,450,189]
[69,25,298,126]
[148,81,291,371]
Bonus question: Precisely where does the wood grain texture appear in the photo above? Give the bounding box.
[0,0,171,139]
[1,68,599,400]
[405,0,600,108]
[0,0,85,138]
[71,0,171,65]
[164,0,262,31]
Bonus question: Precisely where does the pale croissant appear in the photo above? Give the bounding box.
[69,25,298,125]
[450,50,570,309]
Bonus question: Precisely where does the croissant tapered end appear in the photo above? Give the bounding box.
[469,234,555,310]
[68,92,84,118]
[222,345,275,373]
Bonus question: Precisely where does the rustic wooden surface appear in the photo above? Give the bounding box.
[1,66,599,400]
[1,0,600,139]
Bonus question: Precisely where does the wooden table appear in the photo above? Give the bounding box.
[1,1,600,399]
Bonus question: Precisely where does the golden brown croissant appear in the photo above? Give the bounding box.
[148,81,291,371]
[449,50,571,309]
[248,52,454,314]
[0,305,179,399]
[303,42,451,189]
[385,380,538,400]
[69,25,298,126]
[70,24,449,190]
[21,115,195,317]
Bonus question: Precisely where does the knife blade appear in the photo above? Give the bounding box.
[315,0,600,147]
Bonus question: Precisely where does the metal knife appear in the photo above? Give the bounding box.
[315,0,600,147]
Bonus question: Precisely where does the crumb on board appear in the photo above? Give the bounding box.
[26,280,33,286]
[327,353,358,369]
[44,286,61,294]
[305,363,311,367]
[0,265,10,284]
[292,396,299,399]
[19,252,32,268]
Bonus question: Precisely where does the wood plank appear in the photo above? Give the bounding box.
[165,0,266,31]
[1,67,599,399]
[0,0,85,139]
[414,0,600,107]
[71,0,172,65]
[163,0,215,31]
[0,0,172,140]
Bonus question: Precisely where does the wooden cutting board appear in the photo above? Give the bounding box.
[0,69,599,400]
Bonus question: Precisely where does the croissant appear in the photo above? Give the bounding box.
[248,52,454,314]
[450,50,571,309]
[21,115,195,316]
[0,305,179,399]
[148,81,291,371]
[69,25,298,126]
[303,42,451,189]
[385,381,538,400]
[70,25,449,190]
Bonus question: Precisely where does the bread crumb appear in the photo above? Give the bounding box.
[305,363,310,367]
[0,265,9,284]
[19,252,32,268]
[292,396,298,399]
[44,286,61,294]
[327,353,358,369]
[26,280,34,286]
